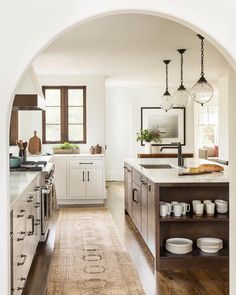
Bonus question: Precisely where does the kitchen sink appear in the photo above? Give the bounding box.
[140,164,173,169]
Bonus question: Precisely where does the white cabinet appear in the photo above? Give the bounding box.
[12,175,40,295]
[53,155,106,205]
[53,158,67,199]
[69,167,86,198]
[86,169,103,198]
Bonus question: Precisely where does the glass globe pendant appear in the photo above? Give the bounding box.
[172,49,191,107]
[160,60,174,112]
[190,34,214,106]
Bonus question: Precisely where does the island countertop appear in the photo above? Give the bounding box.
[124,158,229,183]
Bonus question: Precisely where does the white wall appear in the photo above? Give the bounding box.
[218,75,229,160]
[106,84,194,180]
[14,75,105,154]
[1,2,236,295]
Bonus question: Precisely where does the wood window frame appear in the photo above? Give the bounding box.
[42,86,87,144]
[9,111,18,146]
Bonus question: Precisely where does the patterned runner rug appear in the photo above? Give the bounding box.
[46,208,145,295]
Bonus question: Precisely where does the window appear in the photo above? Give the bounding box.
[42,86,86,143]
[196,104,218,147]
[9,111,18,145]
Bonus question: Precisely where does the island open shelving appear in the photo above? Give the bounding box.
[124,158,229,271]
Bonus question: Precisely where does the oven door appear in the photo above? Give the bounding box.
[41,186,52,237]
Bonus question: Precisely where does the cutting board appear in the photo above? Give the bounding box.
[178,171,213,176]
[28,131,42,154]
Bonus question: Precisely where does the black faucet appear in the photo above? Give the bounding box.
[160,142,184,167]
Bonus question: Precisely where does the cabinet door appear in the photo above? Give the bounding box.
[141,178,148,244]
[127,168,133,217]
[148,181,156,257]
[124,167,128,212]
[69,168,86,198]
[132,182,142,233]
[86,168,103,198]
[53,159,67,199]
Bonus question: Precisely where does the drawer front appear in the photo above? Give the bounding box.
[69,159,102,168]
[133,169,141,185]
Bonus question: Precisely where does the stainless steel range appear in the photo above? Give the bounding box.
[40,162,55,241]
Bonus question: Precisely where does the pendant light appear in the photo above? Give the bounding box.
[172,49,191,107]
[190,34,214,106]
[160,60,174,112]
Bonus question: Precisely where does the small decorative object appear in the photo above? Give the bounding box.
[90,146,95,154]
[172,49,191,107]
[28,131,42,155]
[94,144,102,154]
[136,129,161,154]
[160,60,174,112]
[53,142,80,154]
[141,107,185,146]
[16,139,28,161]
[190,34,214,106]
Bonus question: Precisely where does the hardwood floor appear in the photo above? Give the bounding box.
[23,181,229,295]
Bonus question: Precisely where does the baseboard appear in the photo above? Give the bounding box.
[106,173,124,181]
[57,199,105,205]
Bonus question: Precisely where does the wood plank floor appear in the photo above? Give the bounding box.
[23,181,229,295]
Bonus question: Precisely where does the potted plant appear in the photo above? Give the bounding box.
[136,129,161,154]
[53,142,80,154]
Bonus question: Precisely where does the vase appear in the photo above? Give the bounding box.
[144,142,152,154]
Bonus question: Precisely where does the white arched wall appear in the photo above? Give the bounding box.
[1,1,236,294]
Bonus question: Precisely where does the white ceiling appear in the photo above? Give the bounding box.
[34,14,229,85]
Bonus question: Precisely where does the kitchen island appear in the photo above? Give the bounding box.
[124,158,229,271]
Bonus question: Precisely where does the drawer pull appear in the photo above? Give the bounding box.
[35,219,40,226]
[17,254,27,266]
[83,171,85,182]
[17,210,26,218]
[79,162,93,165]
[35,202,40,208]
[17,232,26,241]
[87,171,90,182]
[20,277,26,281]
[132,188,138,203]
[28,215,35,236]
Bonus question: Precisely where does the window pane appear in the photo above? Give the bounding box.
[46,125,60,141]
[68,107,83,124]
[68,89,84,106]
[46,107,60,124]
[45,89,61,106]
[68,125,83,141]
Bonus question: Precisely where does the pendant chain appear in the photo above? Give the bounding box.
[201,38,205,78]
[166,63,168,92]
[180,53,183,86]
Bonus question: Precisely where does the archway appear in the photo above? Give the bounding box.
[2,4,236,294]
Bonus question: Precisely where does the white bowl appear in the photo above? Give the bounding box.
[199,246,222,254]
[197,238,223,247]
[166,238,193,254]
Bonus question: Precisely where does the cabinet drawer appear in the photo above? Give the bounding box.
[69,159,102,168]
[133,169,141,185]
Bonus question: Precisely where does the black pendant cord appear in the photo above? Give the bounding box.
[165,63,168,92]
[177,49,186,90]
[163,60,171,95]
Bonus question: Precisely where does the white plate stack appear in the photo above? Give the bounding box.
[215,200,228,214]
[197,238,223,253]
[166,238,193,254]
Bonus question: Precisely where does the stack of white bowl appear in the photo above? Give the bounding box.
[166,238,193,254]
[197,238,223,253]
[215,199,228,214]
